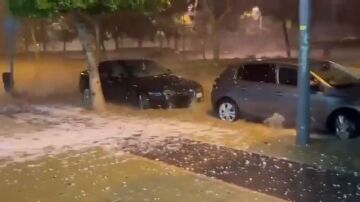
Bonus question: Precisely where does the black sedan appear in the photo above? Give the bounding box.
[79,59,203,109]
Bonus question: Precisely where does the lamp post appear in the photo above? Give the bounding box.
[297,0,312,145]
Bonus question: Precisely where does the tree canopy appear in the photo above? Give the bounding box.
[9,0,171,18]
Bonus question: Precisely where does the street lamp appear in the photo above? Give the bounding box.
[251,6,262,33]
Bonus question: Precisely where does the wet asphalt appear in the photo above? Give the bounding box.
[120,136,360,202]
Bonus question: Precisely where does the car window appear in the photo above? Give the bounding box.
[279,67,297,86]
[235,65,244,80]
[111,65,128,79]
[129,61,170,78]
[99,62,113,79]
[99,62,128,79]
[242,63,275,83]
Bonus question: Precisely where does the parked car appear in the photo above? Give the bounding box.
[79,59,203,109]
[211,58,360,140]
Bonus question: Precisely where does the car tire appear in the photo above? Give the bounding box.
[81,88,92,108]
[138,94,150,110]
[334,113,360,140]
[216,98,240,122]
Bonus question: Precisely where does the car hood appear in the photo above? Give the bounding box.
[132,74,201,92]
[327,82,360,98]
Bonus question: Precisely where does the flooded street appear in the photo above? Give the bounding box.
[0,103,359,201]
[1,149,282,202]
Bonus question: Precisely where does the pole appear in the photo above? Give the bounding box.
[8,33,15,93]
[297,0,312,145]
[4,15,20,95]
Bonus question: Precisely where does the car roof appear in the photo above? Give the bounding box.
[99,59,154,67]
[234,57,329,69]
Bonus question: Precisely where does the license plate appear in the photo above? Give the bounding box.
[196,92,203,98]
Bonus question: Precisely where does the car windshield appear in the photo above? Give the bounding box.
[311,61,359,87]
[130,61,170,78]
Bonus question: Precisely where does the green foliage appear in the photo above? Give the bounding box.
[9,0,171,18]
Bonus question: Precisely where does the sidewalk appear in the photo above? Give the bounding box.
[0,150,283,202]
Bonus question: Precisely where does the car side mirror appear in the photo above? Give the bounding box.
[310,80,320,92]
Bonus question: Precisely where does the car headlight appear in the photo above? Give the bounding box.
[194,88,203,98]
[195,91,203,99]
[189,88,203,99]
[163,90,176,99]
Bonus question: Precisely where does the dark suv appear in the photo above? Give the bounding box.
[211,58,360,139]
[80,59,203,109]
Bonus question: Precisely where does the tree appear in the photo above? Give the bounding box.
[56,15,77,52]
[260,0,298,58]
[21,19,43,55]
[201,0,233,61]
[107,12,127,50]
[9,0,171,111]
[122,13,156,47]
[43,15,77,53]
[159,0,187,49]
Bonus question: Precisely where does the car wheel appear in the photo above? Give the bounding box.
[334,113,359,140]
[217,99,239,122]
[138,94,150,110]
[81,88,92,108]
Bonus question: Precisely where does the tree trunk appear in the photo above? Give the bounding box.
[138,39,143,48]
[94,20,101,62]
[114,37,119,50]
[101,41,106,52]
[63,40,67,52]
[119,35,124,46]
[43,42,47,52]
[282,19,291,58]
[30,25,40,59]
[201,38,207,60]
[182,34,186,51]
[211,27,221,61]
[73,12,106,111]
[174,37,179,50]
[24,37,29,53]
[166,36,171,48]
[160,39,164,48]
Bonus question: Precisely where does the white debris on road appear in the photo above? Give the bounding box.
[0,105,241,167]
[264,113,285,128]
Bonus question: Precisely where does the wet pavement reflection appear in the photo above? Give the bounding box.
[120,136,360,202]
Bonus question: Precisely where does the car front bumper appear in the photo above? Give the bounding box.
[149,91,203,109]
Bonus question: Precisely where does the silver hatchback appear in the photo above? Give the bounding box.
[211,58,360,140]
